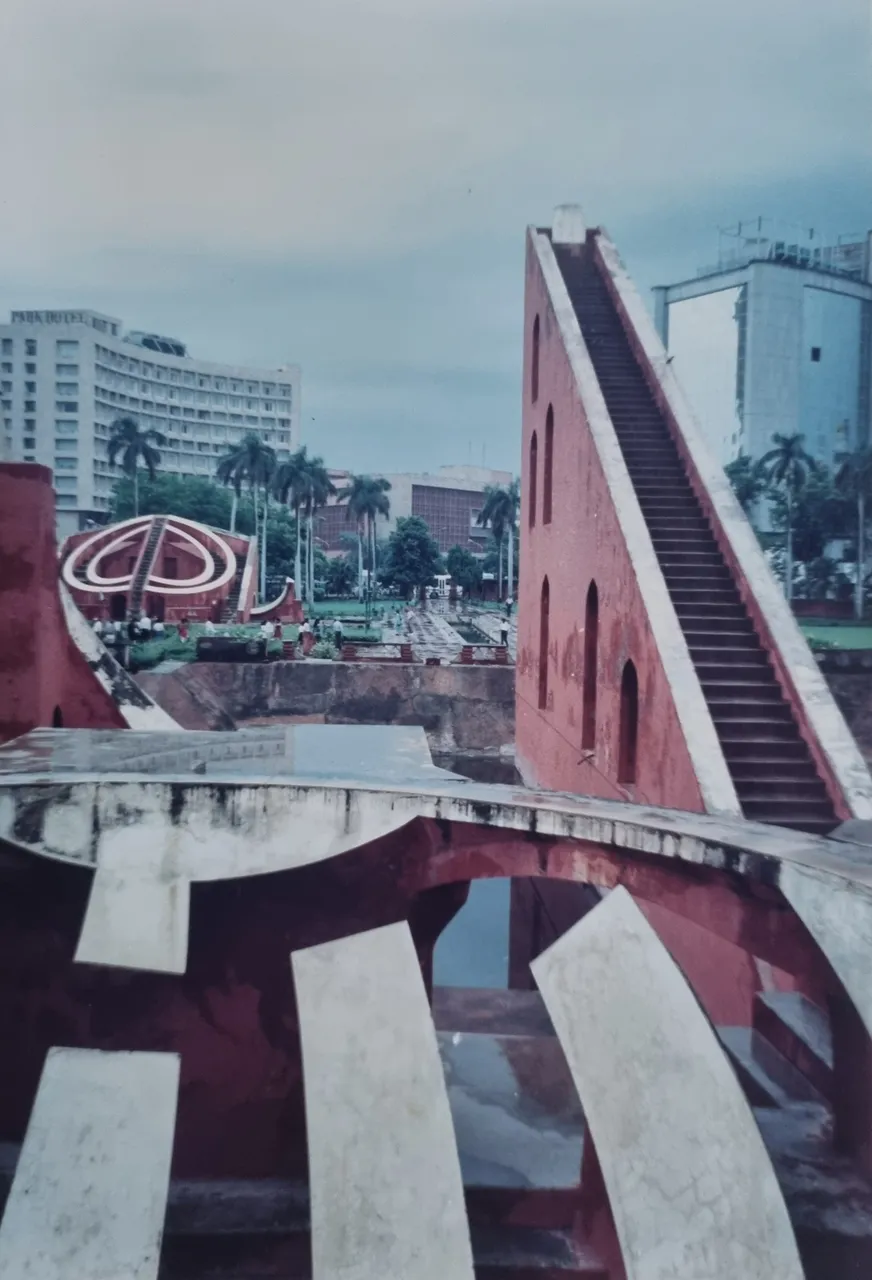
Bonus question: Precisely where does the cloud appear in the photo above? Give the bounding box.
[0,0,869,472]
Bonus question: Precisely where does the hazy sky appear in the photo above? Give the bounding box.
[1,0,870,475]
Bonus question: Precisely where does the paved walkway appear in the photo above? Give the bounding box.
[469,610,517,659]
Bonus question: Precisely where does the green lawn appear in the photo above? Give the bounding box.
[800,622,872,649]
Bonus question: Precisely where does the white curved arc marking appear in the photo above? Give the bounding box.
[293,923,474,1280]
[532,888,803,1280]
[0,1048,179,1280]
[61,514,237,597]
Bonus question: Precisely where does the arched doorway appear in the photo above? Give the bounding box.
[618,660,639,784]
[582,581,598,751]
[538,577,550,710]
[529,431,538,529]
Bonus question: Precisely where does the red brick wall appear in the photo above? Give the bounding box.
[515,236,704,809]
[0,464,125,741]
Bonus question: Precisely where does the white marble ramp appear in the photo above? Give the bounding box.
[532,887,803,1280]
[0,1047,179,1280]
[293,922,474,1280]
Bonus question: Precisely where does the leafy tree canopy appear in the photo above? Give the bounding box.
[380,516,443,598]
[445,545,482,594]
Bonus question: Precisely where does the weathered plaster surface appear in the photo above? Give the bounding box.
[594,231,872,820]
[517,228,737,814]
[532,888,804,1279]
[0,1048,179,1280]
[293,923,474,1280]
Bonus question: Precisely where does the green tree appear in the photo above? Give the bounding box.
[273,446,313,605]
[757,433,817,601]
[476,480,519,598]
[767,465,850,566]
[381,516,442,600]
[303,456,336,604]
[445,545,482,597]
[107,415,166,516]
[835,447,872,619]
[326,554,356,596]
[337,474,392,615]
[724,455,766,517]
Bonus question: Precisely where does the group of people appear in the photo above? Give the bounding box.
[92,614,166,644]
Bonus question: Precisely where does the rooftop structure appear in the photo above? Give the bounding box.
[0,309,300,537]
[652,220,872,467]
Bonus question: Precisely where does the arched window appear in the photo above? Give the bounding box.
[51,706,63,728]
[543,406,554,525]
[581,581,598,751]
[531,314,540,403]
[538,576,550,710]
[529,431,538,528]
[618,660,639,785]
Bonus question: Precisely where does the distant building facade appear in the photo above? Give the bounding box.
[317,465,513,556]
[0,310,300,538]
[653,221,872,467]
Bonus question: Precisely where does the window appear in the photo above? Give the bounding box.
[538,576,550,710]
[811,347,822,362]
[529,431,538,528]
[55,419,77,432]
[56,401,78,412]
[1,401,10,412]
[543,405,554,524]
[25,381,35,394]
[25,363,36,375]
[55,476,77,492]
[1,339,11,355]
[52,706,64,728]
[25,339,37,357]
[56,364,78,376]
[54,458,76,470]
[55,438,77,452]
[618,660,639,785]
[56,340,78,356]
[56,382,78,395]
[581,582,599,751]
[279,384,291,395]
[0,382,9,393]
[531,314,540,403]
[55,495,76,507]
[263,401,273,412]
[24,418,34,431]
[23,437,35,450]
[1,363,11,373]
[25,400,36,412]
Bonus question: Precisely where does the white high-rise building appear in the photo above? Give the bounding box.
[653,221,872,469]
[0,309,301,537]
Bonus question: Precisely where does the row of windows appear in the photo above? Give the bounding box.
[95,379,286,413]
[537,577,638,785]
[95,346,291,397]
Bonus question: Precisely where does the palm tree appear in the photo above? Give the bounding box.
[273,446,311,602]
[836,446,872,619]
[756,433,817,601]
[337,475,392,609]
[477,481,519,599]
[724,455,766,517]
[216,448,246,534]
[107,415,165,516]
[304,457,336,603]
[215,432,275,598]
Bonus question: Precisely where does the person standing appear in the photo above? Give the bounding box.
[333,617,343,650]
[499,618,509,647]
[505,597,513,619]
[92,617,103,638]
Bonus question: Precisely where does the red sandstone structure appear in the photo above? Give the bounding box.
[3,219,872,1277]
[61,511,301,626]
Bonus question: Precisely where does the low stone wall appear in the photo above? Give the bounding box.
[138,660,515,757]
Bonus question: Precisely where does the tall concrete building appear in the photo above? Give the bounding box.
[653,221,872,467]
[0,309,300,537]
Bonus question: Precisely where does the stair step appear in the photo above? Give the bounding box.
[753,992,834,1099]
[472,1226,608,1278]
[717,1027,825,1108]
[708,700,794,721]
[729,758,819,780]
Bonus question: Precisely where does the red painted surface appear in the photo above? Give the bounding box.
[515,234,705,810]
[63,518,259,624]
[0,465,125,743]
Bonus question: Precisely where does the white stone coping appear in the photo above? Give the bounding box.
[0,1048,179,1280]
[533,888,803,1279]
[60,584,179,730]
[294,923,474,1280]
[594,230,872,820]
[532,230,740,818]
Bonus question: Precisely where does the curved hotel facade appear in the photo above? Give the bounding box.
[0,310,300,537]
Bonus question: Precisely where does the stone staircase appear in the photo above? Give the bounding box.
[221,558,247,623]
[129,517,166,619]
[555,246,837,835]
